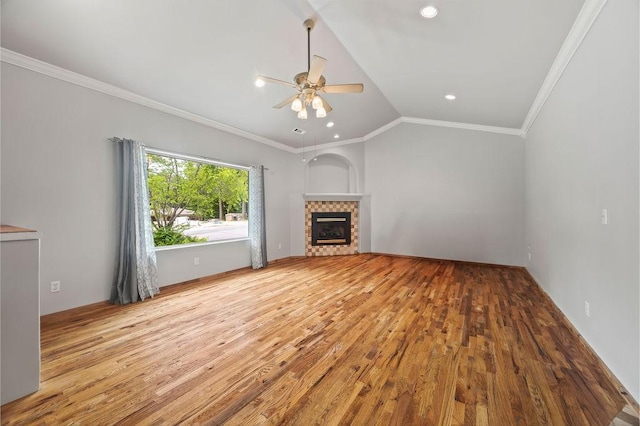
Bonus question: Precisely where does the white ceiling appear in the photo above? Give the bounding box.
[1,0,585,150]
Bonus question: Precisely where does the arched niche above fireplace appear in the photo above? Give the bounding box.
[304,153,359,194]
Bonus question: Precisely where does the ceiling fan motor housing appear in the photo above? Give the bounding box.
[294,72,326,89]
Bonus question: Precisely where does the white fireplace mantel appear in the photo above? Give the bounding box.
[303,193,364,201]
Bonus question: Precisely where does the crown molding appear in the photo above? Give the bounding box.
[1,48,297,154]
[402,117,523,137]
[295,136,364,154]
[292,117,404,154]
[365,117,404,140]
[292,114,523,154]
[3,0,607,158]
[0,48,411,154]
[520,0,608,136]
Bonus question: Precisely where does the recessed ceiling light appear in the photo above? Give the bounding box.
[254,77,265,88]
[326,122,335,128]
[334,134,340,139]
[445,94,456,100]
[420,6,438,18]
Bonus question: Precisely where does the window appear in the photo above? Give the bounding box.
[145,150,249,247]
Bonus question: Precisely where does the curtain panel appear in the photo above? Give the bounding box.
[249,165,268,269]
[110,137,159,304]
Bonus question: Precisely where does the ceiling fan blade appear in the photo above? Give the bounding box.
[307,55,327,85]
[257,75,298,89]
[319,95,332,113]
[322,83,364,94]
[273,94,299,109]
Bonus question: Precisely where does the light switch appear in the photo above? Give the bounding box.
[601,209,608,225]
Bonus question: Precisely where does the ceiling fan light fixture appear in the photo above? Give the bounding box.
[312,95,323,110]
[420,5,438,18]
[259,18,363,120]
[291,97,303,112]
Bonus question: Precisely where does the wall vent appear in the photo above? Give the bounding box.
[292,128,306,134]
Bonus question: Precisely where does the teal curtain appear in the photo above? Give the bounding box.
[110,137,159,304]
[249,165,267,269]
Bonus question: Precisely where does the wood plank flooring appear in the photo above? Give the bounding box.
[1,254,633,425]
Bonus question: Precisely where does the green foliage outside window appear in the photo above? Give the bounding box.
[152,225,206,246]
[146,153,249,246]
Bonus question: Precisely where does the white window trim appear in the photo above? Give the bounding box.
[153,237,250,252]
[144,147,250,248]
[144,147,250,171]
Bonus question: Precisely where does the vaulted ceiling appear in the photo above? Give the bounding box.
[1,0,586,150]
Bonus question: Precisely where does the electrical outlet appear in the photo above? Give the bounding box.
[278,243,283,250]
[528,252,531,261]
[51,281,61,293]
[194,257,200,266]
[585,301,590,317]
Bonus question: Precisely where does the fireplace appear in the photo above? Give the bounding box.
[305,200,358,256]
[312,212,351,246]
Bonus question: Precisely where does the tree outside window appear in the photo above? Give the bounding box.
[146,153,249,247]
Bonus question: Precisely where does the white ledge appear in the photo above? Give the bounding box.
[303,193,364,201]
[1,231,41,242]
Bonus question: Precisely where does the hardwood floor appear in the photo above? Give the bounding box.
[1,254,634,425]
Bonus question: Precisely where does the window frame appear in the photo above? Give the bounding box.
[144,147,250,250]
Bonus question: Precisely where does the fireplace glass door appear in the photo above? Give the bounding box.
[311,212,351,246]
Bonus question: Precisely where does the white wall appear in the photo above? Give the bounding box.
[365,123,525,266]
[1,63,294,315]
[306,155,351,193]
[525,0,639,401]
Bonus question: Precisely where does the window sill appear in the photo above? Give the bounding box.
[153,237,250,252]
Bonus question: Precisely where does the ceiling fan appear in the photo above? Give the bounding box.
[255,19,364,119]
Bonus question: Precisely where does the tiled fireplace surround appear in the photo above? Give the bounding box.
[305,200,359,256]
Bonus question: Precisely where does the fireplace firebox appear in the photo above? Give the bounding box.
[311,212,351,246]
